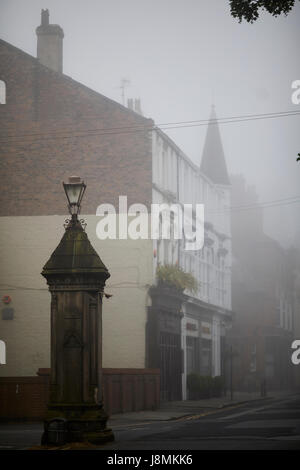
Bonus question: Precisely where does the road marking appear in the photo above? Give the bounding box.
[218,398,292,421]
[111,421,154,429]
[123,427,149,431]
[271,435,300,441]
[227,419,299,429]
[174,403,247,422]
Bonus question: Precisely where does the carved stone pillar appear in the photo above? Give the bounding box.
[41,219,114,445]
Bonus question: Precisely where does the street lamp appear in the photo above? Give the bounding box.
[41,177,113,446]
[63,176,86,217]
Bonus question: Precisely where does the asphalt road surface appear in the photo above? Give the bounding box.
[0,394,300,450]
[106,394,300,450]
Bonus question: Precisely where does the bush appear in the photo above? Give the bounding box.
[200,376,214,398]
[187,373,224,399]
[211,376,224,397]
[186,373,201,400]
[156,264,198,294]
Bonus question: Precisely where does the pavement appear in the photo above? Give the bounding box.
[107,390,291,427]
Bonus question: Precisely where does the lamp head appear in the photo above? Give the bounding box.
[63,176,86,217]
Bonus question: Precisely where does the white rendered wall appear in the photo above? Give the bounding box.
[152,130,232,311]
[0,215,153,376]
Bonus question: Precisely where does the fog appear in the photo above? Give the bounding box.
[1,0,300,449]
[1,0,299,247]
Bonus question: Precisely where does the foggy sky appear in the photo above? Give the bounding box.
[1,0,299,248]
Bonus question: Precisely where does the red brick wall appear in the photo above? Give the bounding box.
[0,368,160,420]
[103,368,160,415]
[0,375,49,421]
[0,39,153,217]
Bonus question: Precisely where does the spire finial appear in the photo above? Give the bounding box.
[200,103,230,185]
[211,86,215,110]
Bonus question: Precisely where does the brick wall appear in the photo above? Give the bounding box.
[103,368,160,415]
[0,39,153,217]
[0,368,160,420]
[0,374,49,420]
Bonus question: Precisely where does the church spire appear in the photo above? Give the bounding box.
[200,106,230,186]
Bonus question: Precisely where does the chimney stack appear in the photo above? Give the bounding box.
[36,9,64,73]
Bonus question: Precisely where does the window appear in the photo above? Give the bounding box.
[186,336,200,374]
[164,239,169,264]
[200,338,212,376]
[0,80,6,104]
[163,151,168,189]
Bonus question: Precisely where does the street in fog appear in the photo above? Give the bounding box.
[106,394,300,450]
[0,393,300,450]
[1,0,300,453]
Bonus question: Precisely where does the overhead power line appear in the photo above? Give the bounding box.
[208,195,300,214]
[0,109,299,145]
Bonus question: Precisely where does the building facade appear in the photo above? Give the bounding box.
[0,10,232,408]
[149,120,232,400]
[229,175,297,391]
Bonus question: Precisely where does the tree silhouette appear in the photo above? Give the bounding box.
[230,2,300,161]
[230,0,299,23]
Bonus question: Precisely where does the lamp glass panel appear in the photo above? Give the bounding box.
[65,184,82,204]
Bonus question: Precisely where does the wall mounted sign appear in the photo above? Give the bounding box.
[186,322,197,331]
[2,295,11,304]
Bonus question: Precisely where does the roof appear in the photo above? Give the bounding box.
[0,38,152,126]
[200,106,230,186]
[42,222,110,279]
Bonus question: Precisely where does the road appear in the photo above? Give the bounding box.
[106,394,300,450]
[0,394,300,450]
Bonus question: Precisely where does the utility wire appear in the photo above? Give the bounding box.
[207,195,300,214]
[0,197,299,293]
[1,109,299,139]
[0,109,299,145]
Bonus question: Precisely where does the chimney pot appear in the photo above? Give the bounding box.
[41,9,49,26]
[36,10,64,73]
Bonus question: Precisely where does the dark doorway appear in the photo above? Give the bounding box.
[159,332,182,401]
